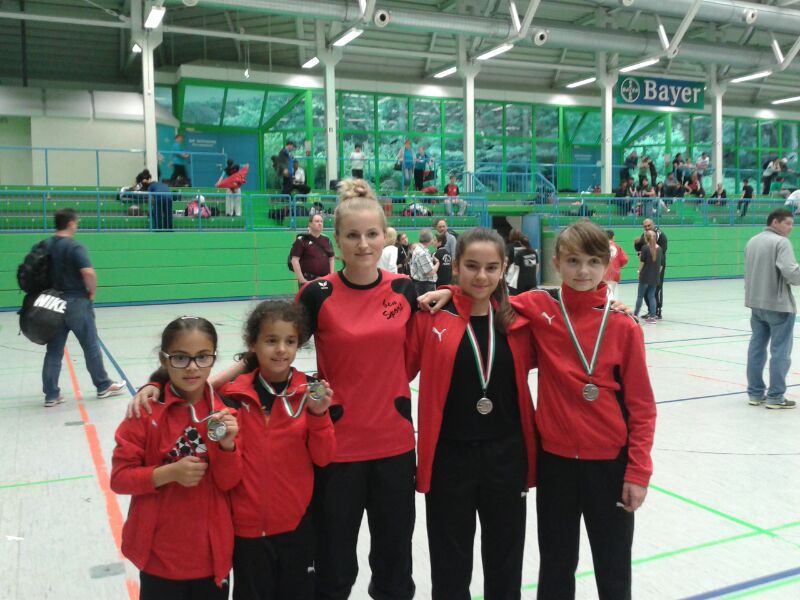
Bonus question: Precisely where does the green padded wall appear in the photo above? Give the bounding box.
[2,225,798,310]
[541,225,800,285]
[0,231,309,310]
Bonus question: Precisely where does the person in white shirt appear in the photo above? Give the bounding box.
[784,189,800,214]
[350,144,367,179]
[409,229,439,296]
[378,227,399,274]
[292,160,310,195]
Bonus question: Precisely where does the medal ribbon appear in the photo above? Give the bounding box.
[557,289,612,379]
[258,371,308,418]
[464,308,496,396]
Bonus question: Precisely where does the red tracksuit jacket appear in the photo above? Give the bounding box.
[511,284,656,487]
[405,288,538,493]
[111,385,241,586]
[219,368,336,537]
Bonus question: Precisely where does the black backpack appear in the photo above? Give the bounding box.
[17,239,55,295]
[288,234,306,272]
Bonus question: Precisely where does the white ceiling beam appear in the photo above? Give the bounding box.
[223,11,243,62]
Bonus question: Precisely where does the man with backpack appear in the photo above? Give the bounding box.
[289,213,335,288]
[23,208,125,407]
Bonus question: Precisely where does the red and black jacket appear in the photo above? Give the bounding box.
[219,368,336,537]
[511,284,656,487]
[405,288,538,493]
[111,385,241,586]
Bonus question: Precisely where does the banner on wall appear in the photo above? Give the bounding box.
[615,75,704,109]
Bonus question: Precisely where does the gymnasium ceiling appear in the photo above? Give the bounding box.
[0,0,799,110]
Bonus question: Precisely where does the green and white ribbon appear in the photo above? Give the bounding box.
[258,371,307,418]
[557,290,612,378]
[464,308,496,396]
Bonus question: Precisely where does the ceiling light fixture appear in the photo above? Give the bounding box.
[619,57,660,73]
[144,5,166,29]
[131,42,143,54]
[476,43,514,61]
[729,70,772,83]
[771,95,800,105]
[332,27,364,47]
[302,56,320,69]
[566,76,597,89]
[433,66,457,79]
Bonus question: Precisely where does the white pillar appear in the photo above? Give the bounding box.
[457,36,479,185]
[463,69,476,175]
[596,53,617,194]
[708,66,726,190]
[323,62,338,186]
[133,0,161,177]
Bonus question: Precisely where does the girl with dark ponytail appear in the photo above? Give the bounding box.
[406,227,538,599]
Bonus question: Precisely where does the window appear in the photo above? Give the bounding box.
[222,88,265,128]
[183,86,225,125]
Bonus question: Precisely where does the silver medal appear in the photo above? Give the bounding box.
[206,418,227,441]
[582,383,599,401]
[306,381,327,402]
[476,397,494,415]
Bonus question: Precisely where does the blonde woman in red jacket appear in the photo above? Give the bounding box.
[406,228,538,600]
[111,317,241,600]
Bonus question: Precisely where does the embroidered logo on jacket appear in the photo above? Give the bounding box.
[541,312,555,325]
[432,327,447,342]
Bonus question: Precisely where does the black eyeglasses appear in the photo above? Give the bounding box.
[160,351,217,369]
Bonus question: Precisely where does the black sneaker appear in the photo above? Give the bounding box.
[641,313,652,320]
[656,312,662,319]
[765,400,796,410]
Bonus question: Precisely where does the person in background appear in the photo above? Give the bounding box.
[397,140,414,193]
[218,160,242,217]
[762,157,783,195]
[744,208,800,409]
[605,230,628,300]
[634,219,668,319]
[410,229,439,296]
[634,231,664,324]
[290,214,335,288]
[434,218,458,258]
[614,180,632,216]
[277,140,296,196]
[141,172,174,231]
[711,182,728,206]
[784,189,800,215]
[505,229,538,296]
[444,175,468,216]
[350,144,367,179]
[414,145,431,192]
[379,227,399,274]
[168,133,190,185]
[738,177,755,218]
[292,160,311,195]
[622,150,638,182]
[695,152,710,186]
[396,231,412,276]
[433,233,452,287]
[672,153,687,184]
[40,208,126,407]
[648,155,658,188]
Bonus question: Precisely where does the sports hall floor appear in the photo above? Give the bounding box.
[1,279,799,600]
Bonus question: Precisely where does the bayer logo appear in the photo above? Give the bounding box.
[620,78,641,103]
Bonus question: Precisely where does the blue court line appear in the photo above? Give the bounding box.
[98,339,136,396]
[646,333,750,345]
[681,566,800,599]
[666,320,752,334]
[657,383,800,405]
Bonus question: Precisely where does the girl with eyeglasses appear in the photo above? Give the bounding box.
[111,316,241,600]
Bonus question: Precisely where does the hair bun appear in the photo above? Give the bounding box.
[338,178,377,204]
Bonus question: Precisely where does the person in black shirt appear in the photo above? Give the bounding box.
[41,208,125,407]
[433,234,452,287]
[396,232,412,276]
[711,183,728,206]
[738,178,755,218]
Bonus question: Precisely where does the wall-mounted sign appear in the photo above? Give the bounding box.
[616,75,704,109]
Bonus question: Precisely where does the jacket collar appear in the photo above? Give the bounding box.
[449,287,530,331]
[222,367,305,398]
[162,379,215,410]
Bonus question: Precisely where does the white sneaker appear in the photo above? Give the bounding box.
[98,381,127,399]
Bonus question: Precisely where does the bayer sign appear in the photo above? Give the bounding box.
[615,75,704,109]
